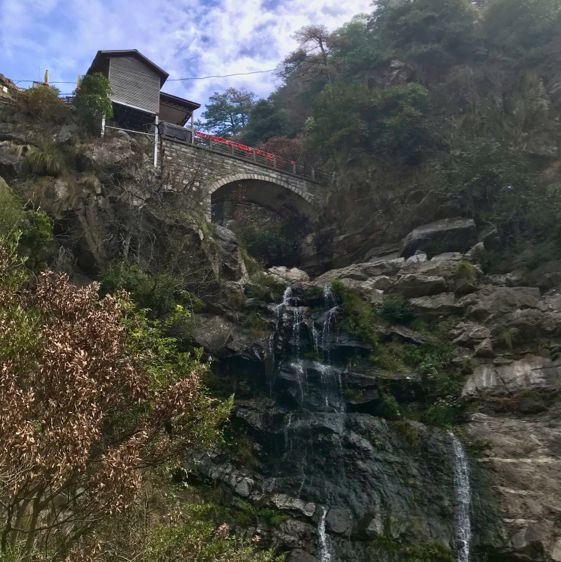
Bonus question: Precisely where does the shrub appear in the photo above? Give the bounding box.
[100,262,203,317]
[22,144,66,176]
[331,280,377,346]
[74,72,113,134]
[0,248,230,559]
[16,85,68,123]
[379,295,415,325]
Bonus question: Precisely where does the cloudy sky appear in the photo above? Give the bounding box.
[0,0,372,110]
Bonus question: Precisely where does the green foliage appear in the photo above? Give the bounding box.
[74,72,113,134]
[100,262,203,317]
[375,391,402,420]
[245,273,287,302]
[16,85,68,123]
[138,503,280,562]
[237,222,294,266]
[379,295,415,325]
[200,88,256,137]
[143,503,279,562]
[370,0,476,67]
[404,343,465,426]
[307,82,431,163]
[0,183,53,269]
[241,99,289,145]
[0,184,24,238]
[483,0,561,56]
[22,144,65,176]
[331,280,377,346]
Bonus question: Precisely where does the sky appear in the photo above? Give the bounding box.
[0,0,372,110]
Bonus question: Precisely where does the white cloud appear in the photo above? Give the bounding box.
[0,0,372,105]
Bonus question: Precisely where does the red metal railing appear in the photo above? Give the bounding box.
[192,131,322,183]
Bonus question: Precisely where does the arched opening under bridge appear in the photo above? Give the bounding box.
[209,176,318,268]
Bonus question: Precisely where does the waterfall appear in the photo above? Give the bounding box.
[449,431,472,562]
[318,506,332,562]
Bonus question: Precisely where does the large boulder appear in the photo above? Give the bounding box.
[401,218,477,258]
[466,412,561,561]
[462,355,561,399]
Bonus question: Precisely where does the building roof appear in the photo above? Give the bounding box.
[87,49,170,86]
[160,91,201,112]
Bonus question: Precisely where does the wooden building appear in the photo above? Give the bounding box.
[86,49,200,137]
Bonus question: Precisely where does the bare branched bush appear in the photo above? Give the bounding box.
[0,248,229,560]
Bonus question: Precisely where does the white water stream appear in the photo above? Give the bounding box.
[318,506,333,562]
[449,431,472,562]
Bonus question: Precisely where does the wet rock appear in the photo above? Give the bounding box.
[401,217,477,258]
[326,507,353,535]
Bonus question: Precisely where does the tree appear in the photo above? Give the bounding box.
[369,0,476,68]
[0,247,229,560]
[74,72,113,134]
[240,99,288,145]
[200,88,256,137]
[483,0,561,56]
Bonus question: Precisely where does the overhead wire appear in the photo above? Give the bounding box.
[14,68,278,86]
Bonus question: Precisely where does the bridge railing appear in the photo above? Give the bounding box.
[160,124,325,183]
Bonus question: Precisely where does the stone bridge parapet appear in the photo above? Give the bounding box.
[160,139,321,219]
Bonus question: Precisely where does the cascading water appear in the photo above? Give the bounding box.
[449,431,472,562]
[318,505,333,562]
[268,283,346,561]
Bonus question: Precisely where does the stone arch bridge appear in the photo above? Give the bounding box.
[159,137,323,221]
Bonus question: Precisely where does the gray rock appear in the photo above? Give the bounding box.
[271,494,316,518]
[401,217,477,258]
[459,286,541,322]
[409,292,462,314]
[394,274,447,298]
[463,355,561,398]
[268,266,310,283]
[316,257,405,283]
[286,549,319,562]
[466,412,561,561]
[326,506,353,535]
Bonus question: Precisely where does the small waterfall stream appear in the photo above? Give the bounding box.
[318,505,333,562]
[449,431,472,562]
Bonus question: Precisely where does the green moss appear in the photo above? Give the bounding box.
[367,536,454,562]
[455,260,477,282]
[331,280,377,346]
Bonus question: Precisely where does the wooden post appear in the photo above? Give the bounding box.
[100,114,106,138]
[273,155,277,169]
[311,167,316,181]
[190,113,195,144]
[292,161,297,174]
[153,115,159,168]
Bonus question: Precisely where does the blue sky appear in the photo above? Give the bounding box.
[0,0,372,111]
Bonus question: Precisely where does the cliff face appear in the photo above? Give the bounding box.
[2,78,561,562]
[186,227,561,561]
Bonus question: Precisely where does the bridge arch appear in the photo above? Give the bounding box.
[208,173,318,222]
